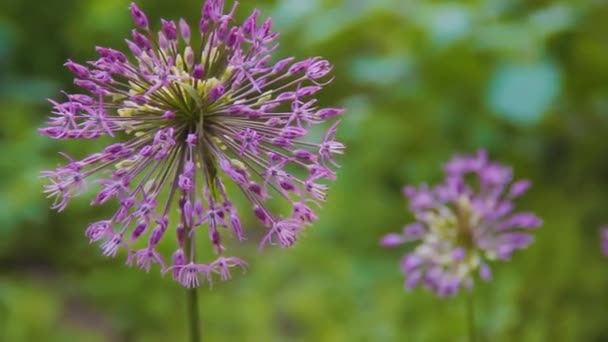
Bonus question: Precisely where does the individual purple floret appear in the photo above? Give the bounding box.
[380,150,541,297]
[40,1,344,288]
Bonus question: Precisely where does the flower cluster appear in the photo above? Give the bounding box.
[40,1,344,288]
[380,150,542,297]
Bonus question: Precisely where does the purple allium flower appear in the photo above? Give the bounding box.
[380,150,541,297]
[40,1,344,288]
[601,227,608,256]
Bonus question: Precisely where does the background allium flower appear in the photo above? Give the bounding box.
[380,150,541,297]
[40,1,344,288]
[601,227,608,256]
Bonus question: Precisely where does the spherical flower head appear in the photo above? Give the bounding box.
[380,150,542,297]
[39,1,344,288]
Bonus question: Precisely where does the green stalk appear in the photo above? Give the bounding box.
[187,287,201,342]
[466,291,476,342]
[185,225,201,342]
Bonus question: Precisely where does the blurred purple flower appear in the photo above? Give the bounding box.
[601,227,608,256]
[40,1,344,288]
[380,150,541,297]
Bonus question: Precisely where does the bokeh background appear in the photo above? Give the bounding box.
[2,0,608,341]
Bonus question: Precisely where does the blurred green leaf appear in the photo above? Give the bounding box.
[487,59,561,125]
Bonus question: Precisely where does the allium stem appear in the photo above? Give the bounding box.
[465,291,476,342]
[187,287,201,342]
[185,222,201,342]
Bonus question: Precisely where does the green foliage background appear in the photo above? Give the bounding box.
[1,0,608,341]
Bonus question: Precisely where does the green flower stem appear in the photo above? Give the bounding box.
[187,287,201,342]
[466,291,476,342]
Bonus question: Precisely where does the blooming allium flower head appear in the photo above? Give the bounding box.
[380,150,541,297]
[39,1,344,288]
